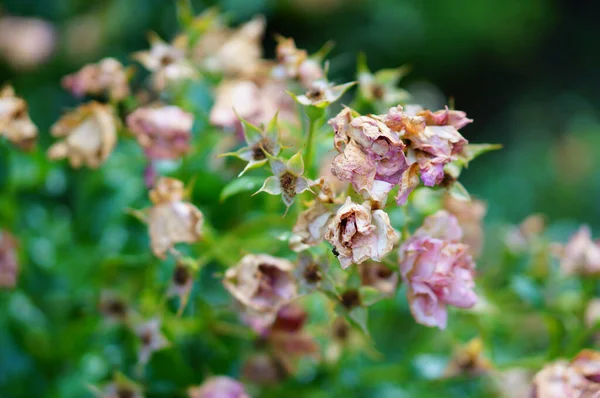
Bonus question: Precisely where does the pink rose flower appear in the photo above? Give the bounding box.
[558,226,600,276]
[127,105,193,160]
[188,376,250,398]
[399,210,477,329]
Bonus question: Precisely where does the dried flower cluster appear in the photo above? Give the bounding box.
[0,6,513,396]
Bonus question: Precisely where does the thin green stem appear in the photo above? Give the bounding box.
[303,116,318,179]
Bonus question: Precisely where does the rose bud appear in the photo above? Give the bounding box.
[188,376,250,398]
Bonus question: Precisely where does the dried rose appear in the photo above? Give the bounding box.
[147,177,203,258]
[558,226,600,276]
[325,197,399,269]
[127,105,193,160]
[359,262,398,296]
[0,85,38,150]
[357,54,410,109]
[294,253,330,294]
[210,79,262,132]
[384,105,469,188]
[531,360,598,398]
[47,102,117,168]
[0,230,18,288]
[224,254,297,316]
[135,318,169,365]
[0,16,55,70]
[188,376,250,398]
[273,36,324,88]
[193,16,265,77]
[443,194,487,257]
[62,57,130,101]
[210,79,297,135]
[222,113,281,176]
[399,210,477,329]
[572,350,600,384]
[289,201,332,252]
[255,152,314,209]
[134,33,197,91]
[331,111,408,202]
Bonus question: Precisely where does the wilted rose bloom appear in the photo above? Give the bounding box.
[134,34,197,91]
[359,262,398,296]
[62,58,130,101]
[443,194,487,257]
[127,105,193,160]
[558,226,600,276]
[324,197,399,269]
[357,61,410,110]
[384,105,469,188]
[210,79,296,135]
[331,110,408,202]
[493,368,534,398]
[0,16,55,69]
[505,214,546,252]
[0,230,18,288]
[135,318,169,365]
[188,376,250,398]
[399,210,477,329]
[273,36,324,88]
[48,102,118,168]
[572,350,600,384]
[147,177,204,258]
[531,360,599,398]
[0,85,38,150]
[224,254,297,316]
[289,201,332,252]
[194,16,265,77]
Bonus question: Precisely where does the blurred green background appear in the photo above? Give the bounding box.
[1,0,600,397]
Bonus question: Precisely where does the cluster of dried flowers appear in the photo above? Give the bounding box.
[4,5,600,398]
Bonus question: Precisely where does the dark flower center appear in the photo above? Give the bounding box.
[106,300,126,317]
[371,84,385,100]
[251,138,274,161]
[117,387,135,398]
[303,263,322,284]
[173,265,190,286]
[341,289,361,310]
[140,330,153,346]
[306,87,324,101]
[333,319,350,341]
[440,173,457,188]
[160,55,174,66]
[376,266,394,279]
[280,172,297,198]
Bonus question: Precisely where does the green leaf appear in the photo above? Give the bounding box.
[448,181,471,201]
[359,286,386,307]
[459,143,502,166]
[219,176,265,202]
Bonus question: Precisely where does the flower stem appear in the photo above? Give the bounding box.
[304,115,318,179]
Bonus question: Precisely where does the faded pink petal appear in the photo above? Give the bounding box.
[127,105,193,160]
